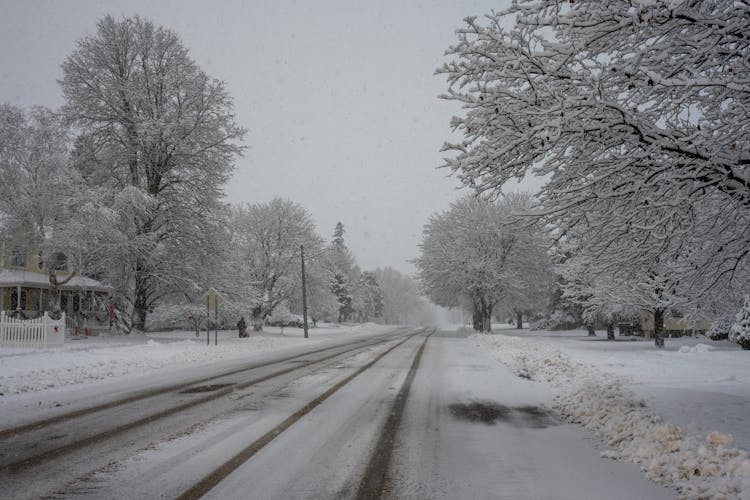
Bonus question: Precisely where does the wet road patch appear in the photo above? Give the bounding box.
[513,405,558,428]
[448,401,557,428]
[448,401,511,424]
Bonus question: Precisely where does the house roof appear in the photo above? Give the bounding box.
[0,269,111,292]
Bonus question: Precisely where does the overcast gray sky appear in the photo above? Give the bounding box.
[1,0,534,274]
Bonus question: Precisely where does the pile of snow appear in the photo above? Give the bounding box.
[677,343,714,354]
[472,333,750,498]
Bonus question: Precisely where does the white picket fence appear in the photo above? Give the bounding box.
[0,312,66,348]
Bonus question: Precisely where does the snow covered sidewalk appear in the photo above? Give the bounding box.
[472,330,750,499]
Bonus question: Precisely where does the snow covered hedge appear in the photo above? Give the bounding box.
[529,311,579,331]
[145,302,249,333]
[472,334,750,498]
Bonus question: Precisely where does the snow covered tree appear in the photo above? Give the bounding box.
[231,199,323,331]
[559,220,679,346]
[61,15,245,331]
[416,193,551,332]
[438,1,750,344]
[329,222,356,276]
[304,277,340,326]
[730,295,750,350]
[494,194,553,329]
[287,250,339,326]
[268,301,297,334]
[356,271,384,322]
[326,222,358,323]
[372,267,424,325]
[332,222,346,252]
[0,104,115,309]
[330,272,352,323]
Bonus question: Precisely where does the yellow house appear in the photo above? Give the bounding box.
[639,310,712,337]
[0,240,110,318]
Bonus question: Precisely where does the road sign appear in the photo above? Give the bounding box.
[202,287,223,313]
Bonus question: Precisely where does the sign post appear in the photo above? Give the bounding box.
[202,288,223,346]
[301,245,309,339]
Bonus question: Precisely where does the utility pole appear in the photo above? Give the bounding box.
[300,244,309,339]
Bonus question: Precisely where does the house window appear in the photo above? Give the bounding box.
[10,289,27,310]
[10,246,27,268]
[52,252,68,271]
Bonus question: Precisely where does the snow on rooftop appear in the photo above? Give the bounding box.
[0,269,110,291]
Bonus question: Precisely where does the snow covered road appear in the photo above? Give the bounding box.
[0,327,680,499]
[0,327,416,498]
[387,330,671,499]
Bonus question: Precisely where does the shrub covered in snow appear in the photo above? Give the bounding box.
[707,320,731,341]
[529,310,579,331]
[146,301,249,333]
[729,295,750,350]
[267,302,304,328]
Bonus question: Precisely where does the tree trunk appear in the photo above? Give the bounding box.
[131,263,152,332]
[131,293,146,333]
[131,282,148,333]
[607,322,615,341]
[484,305,493,333]
[587,324,596,336]
[516,311,523,329]
[252,305,264,331]
[654,308,665,348]
[472,301,481,332]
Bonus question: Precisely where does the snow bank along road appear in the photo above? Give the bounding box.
[0,328,673,499]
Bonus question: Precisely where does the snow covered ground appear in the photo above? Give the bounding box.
[472,326,750,499]
[4,323,749,498]
[0,323,391,398]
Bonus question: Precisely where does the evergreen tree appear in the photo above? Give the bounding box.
[330,272,352,323]
[327,222,357,323]
[332,222,346,251]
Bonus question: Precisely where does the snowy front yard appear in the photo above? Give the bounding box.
[473,327,750,499]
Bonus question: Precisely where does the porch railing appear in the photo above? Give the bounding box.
[0,312,66,348]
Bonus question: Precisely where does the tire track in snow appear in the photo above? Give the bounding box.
[355,329,433,500]
[2,329,413,473]
[176,328,432,500]
[0,328,411,440]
